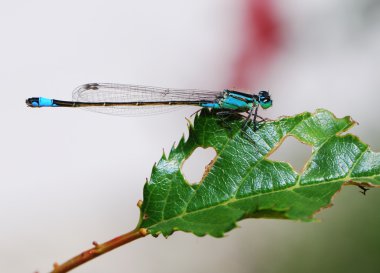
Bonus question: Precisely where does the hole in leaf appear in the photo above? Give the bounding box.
[181,147,217,184]
[268,136,312,173]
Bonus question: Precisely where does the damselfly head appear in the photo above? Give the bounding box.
[258,91,272,109]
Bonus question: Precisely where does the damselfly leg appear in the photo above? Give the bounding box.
[215,110,242,136]
[214,109,266,145]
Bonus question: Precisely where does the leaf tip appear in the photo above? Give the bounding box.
[162,148,167,160]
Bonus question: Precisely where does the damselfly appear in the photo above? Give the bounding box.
[26,83,272,131]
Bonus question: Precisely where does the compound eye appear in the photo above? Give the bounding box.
[260,98,272,109]
[259,91,271,102]
[259,91,269,97]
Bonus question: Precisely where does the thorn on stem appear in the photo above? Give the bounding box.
[137,200,143,208]
[92,241,99,248]
[139,228,148,236]
[53,262,59,269]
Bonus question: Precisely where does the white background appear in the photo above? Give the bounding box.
[1,1,380,273]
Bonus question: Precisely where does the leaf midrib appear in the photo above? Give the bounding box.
[146,178,347,231]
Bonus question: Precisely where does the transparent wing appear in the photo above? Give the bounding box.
[72,83,221,116]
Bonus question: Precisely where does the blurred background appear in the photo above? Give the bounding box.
[1,0,380,272]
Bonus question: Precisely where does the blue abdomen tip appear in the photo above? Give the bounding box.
[39,97,56,107]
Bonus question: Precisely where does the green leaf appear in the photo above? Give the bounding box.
[138,109,380,237]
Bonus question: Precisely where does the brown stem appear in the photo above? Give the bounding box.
[50,228,148,273]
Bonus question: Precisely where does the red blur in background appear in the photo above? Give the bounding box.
[232,0,283,89]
